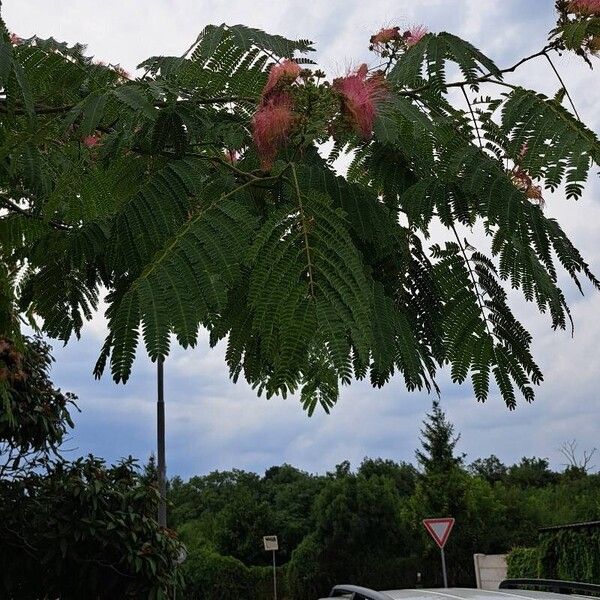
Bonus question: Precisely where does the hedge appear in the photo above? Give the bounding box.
[508,525,600,584]
[182,548,289,600]
[506,547,539,579]
[251,564,289,600]
[539,528,600,583]
[182,548,255,600]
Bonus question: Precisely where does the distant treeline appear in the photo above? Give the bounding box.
[168,401,600,600]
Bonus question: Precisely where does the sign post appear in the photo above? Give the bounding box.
[423,518,455,588]
[263,535,279,600]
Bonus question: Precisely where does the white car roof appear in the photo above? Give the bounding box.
[381,589,587,600]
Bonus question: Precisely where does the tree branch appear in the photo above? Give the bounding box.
[291,164,316,300]
[0,95,257,116]
[399,45,554,96]
[461,86,483,149]
[543,51,581,120]
[0,195,71,231]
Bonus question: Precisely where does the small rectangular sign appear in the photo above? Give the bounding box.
[263,535,279,551]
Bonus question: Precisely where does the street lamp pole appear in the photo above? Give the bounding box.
[157,357,167,527]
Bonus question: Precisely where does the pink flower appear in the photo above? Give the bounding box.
[82,134,101,148]
[9,33,22,45]
[518,142,529,159]
[526,184,544,203]
[263,60,301,97]
[115,65,130,80]
[568,0,600,14]
[252,92,295,169]
[511,166,544,207]
[404,25,428,48]
[333,64,389,138]
[588,35,600,54]
[370,26,401,51]
[223,149,240,164]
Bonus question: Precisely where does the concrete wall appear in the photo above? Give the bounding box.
[473,553,508,590]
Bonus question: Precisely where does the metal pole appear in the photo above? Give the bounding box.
[272,549,277,600]
[441,547,448,588]
[157,357,167,527]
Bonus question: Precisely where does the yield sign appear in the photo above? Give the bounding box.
[423,517,455,548]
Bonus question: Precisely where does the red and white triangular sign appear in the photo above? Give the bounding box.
[423,517,455,548]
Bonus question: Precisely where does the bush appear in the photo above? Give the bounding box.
[506,547,539,579]
[539,528,600,583]
[287,534,329,600]
[0,457,184,598]
[250,564,288,600]
[183,548,255,600]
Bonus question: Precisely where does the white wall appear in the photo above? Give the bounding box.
[473,554,508,590]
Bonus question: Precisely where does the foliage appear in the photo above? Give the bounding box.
[553,0,600,66]
[358,457,418,497]
[416,399,464,473]
[509,525,600,583]
[286,534,328,600]
[469,455,508,484]
[0,338,184,598]
[0,8,599,414]
[179,544,289,600]
[1,456,184,598]
[0,336,75,469]
[507,547,540,579]
[251,564,289,600]
[182,548,255,600]
[507,457,559,488]
[539,526,600,583]
[169,402,600,597]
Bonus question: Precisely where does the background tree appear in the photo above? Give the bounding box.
[506,457,559,488]
[469,455,508,485]
[416,400,464,474]
[358,457,418,497]
[168,422,600,598]
[558,439,597,476]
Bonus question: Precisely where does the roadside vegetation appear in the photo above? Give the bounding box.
[170,401,600,599]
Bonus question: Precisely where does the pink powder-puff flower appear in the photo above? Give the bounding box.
[511,166,545,207]
[333,63,389,138]
[263,59,301,97]
[404,25,428,48]
[82,134,101,148]
[223,149,241,164]
[518,142,529,159]
[252,92,295,169]
[568,0,600,14]
[370,26,401,51]
[587,35,600,54]
[9,33,22,45]
[115,65,130,80]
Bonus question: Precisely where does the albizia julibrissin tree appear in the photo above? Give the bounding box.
[0,1,599,413]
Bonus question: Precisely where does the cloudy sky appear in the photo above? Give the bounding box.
[3,1,599,479]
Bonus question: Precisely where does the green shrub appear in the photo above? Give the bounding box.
[539,528,600,583]
[250,564,288,600]
[182,548,255,600]
[506,547,539,579]
[287,534,329,600]
[286,533,425,600]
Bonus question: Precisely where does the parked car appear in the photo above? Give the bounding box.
[319,579,600,600]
